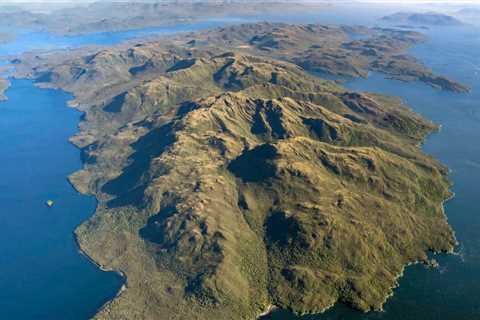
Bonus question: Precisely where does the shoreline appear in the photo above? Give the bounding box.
[27,56,459,320]
[0,77,126,319]
[261,72,459,319]
[0,56,129,319]
[257,304,277,319]
[4,20,464,320]
[73,230,128,313]
[63,95,128,317]
[24,78,129,318]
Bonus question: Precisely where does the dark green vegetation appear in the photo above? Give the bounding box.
[13,23,458,319]
[382,12,464,27]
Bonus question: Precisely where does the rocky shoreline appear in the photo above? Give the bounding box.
[6,22,460,319]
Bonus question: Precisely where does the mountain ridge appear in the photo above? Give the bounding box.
[11,23,469,95]
[9,23,458,319]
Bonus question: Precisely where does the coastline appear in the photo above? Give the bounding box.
[62,96,128,317]
[257,74,459,319]
[0,39,132,317]
[0,77,125,319]
[29,80,129,318]
[258,305,277,318]
[73,230,127,314]
[4,21,463,320]
[24,57,459,320]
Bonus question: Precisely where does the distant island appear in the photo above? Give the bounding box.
[8,22,461,319]
[382,12,464,27]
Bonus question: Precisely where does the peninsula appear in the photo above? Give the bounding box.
[10,22,459,319]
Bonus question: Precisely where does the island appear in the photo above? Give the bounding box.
[10,22,459,319]
[381,12,465,27]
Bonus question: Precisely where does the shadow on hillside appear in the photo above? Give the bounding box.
[228,144,277,183]
[139,205,177,245]
[102,122,174,208]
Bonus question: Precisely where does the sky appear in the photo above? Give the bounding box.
[0,0,477,2]
[0,0,479,6]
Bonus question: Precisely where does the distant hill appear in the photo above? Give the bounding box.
[382,12,464,27]
[0,2,329,36]
[455,7,480,19]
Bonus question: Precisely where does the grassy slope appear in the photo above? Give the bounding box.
[12,22,459,319]
[192,23,468,93]
[15,23,468,97]
[67,54,455,319]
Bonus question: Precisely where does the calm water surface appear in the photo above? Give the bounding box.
[0,80,122,319]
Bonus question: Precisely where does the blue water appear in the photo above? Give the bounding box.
[263,24,480,320]
[0,79,122,319]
